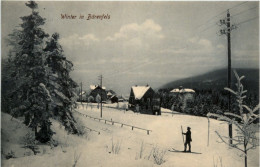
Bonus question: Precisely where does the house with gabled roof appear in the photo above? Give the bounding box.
[89,85,107,102]
[170,86,195,99]
[128,85,161,115]
[170,86,195,111]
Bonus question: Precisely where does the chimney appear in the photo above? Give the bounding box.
[179,86,183,90]
[135,85,138,87]
[146,84,149,87]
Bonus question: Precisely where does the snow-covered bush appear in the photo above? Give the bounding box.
[135,141,145,160]
[20,132,40,155]
[5,150,16,159]
[207,71,259,167]
[74,117,88,136]
[213,156,224,167]
[96,94,101,103]
[122,103,127,112]
[72,150,81,167]
[88,96,94,103]
[111,138,121,154]
[148,146,166,165]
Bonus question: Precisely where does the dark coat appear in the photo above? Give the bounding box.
[184,130,192,142]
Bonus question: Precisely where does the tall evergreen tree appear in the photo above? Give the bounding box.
[7,1,54,143]
[44,33,79,134]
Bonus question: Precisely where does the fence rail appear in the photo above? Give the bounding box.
[75,102,128,111]
[75,110,152,135]
[83,126,100,135]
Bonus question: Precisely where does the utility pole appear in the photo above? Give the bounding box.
[219,10,236,144]
[80,82,82,104]
[98,75,103,118]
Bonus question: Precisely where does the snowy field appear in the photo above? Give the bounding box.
[2,103,259,167]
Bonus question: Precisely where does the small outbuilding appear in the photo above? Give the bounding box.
[110,95,119,103]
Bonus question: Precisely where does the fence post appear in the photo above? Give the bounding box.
[147,130,149,135]
[121,124,123,127]
[132,126,134,130]
[105,120,106,124]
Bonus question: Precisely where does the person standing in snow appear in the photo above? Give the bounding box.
[182,127,192,152]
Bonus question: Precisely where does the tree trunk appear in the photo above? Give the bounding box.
[35,126,37,139]
[244,140,247,167]
[245,151,247,167]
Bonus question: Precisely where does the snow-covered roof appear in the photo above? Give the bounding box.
[170,88,195,93]
[90,85,106,90]
[110,95,117,99]
[107,92,113,96]
[79,91,86,95]
[132,86,151,100]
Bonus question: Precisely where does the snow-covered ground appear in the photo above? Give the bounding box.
[2,103,259,167]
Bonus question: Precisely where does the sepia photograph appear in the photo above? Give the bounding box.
[1,1,259,167]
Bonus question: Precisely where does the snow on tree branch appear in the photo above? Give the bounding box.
[207,70,259,167]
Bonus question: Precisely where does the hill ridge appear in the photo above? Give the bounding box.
[159,68,259,92]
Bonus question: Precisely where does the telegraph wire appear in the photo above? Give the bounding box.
[236,16,259,25]
[101,2,253,80]
[103,35,225,80]
[232,6,257,17]
[228,1,248,11]
[196,1,249,31]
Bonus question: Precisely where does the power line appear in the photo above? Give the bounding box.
[228,1,248,11]
[104,58,159,78]
[102,2,251,80]
[195,11,226,31]
[103,36,226,80]
[199,22,218,34]
[103,18,228,80]
[103,24,221,79]
[236,16,259,25]
[232,6,257,17]
[195,1,249,30]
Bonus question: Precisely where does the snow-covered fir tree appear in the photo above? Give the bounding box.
[44,32,79,134]
[207,71,259,167]
[7,1,54,143]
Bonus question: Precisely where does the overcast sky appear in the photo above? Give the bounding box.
[1,1,259,95]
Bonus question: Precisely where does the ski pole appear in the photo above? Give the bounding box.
[181,126,184,144]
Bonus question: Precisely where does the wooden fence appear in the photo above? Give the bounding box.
[83,126,100,135]
[75,102,128,111]
[75,110,152,135]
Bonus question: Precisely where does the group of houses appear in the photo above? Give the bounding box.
[78,83,195,116]
[128,85,195,115]
[78,85,126,104]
